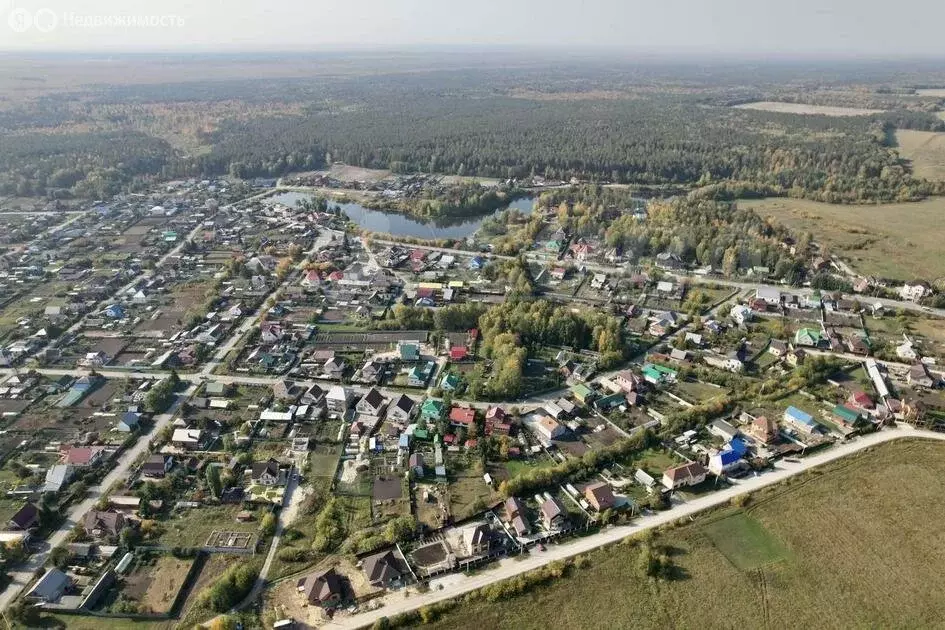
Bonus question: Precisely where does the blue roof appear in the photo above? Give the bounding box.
[785,406,815,426]
[718,450,741,466]
[728,437,748,456]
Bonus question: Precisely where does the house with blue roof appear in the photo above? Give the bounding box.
[728,437,748,457]
[468,256,486,271]
[104,304,125,319]
[784,406,818,434]
[708,449,742,475]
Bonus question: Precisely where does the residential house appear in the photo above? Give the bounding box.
[540,497,567,530]
[784,406,818,434]
[614,371,641,393]
[786,348,807,367]
[583,481,616,511]
[172,428,204,450]
[398,341,421,362]
[142,454,173,478]
[908,363,936,388]
[61,446,104,467]
[420,399,445,422]
[26,568,71,603]
[117,411,140,432]
[360,359,385,384]
[44,465,73,493]
[301,383,326,406]
[535,416,565,441]
[440,373,461,391]
[831,404,863,429]
[260,322,285,344]
[755,286,782,307]
[9,503,39,531]
[82,510,125,539]
[272,380,302,403]
[708,450,742,475]
[408,453,424,477]
[462,523,491,555]
[323,357,347,379]
[730,304,753,325]
[745,415,779,444]
[356,388,387,417]
[850,391,875,410]
[361,549,406,588]
[662,462,708,490]
[794,327,824,348]
[407,361,435,387]
[709,419,739,441]
[504,497,530,536]
[387,394,416,423]
[768,339,788,358]
[570,384,595,404]
[449,406,476,428]
[899,282,930,302]
[299,568,344,607]
[326,386,352,414]
[449,345,469,362]
[252,458,289,486]
[656,251,683,270]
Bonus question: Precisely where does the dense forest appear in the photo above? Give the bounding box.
[5,58,945,202]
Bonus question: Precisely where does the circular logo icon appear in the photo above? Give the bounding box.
[33,7,57,32]
[7,7,32,32]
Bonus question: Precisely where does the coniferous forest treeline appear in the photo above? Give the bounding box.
[3,58,945,203]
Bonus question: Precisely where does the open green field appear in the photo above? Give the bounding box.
[895,129,945,181]
[744,197,945,280]
[428,439,945,630]
[701,513,789,570]
[152,504,264,548]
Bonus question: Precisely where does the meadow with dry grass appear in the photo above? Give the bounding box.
[428,439,945,630]
[744,197,945,280]
[895,129,945,181]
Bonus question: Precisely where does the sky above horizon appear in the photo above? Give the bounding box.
[2,0,945,57]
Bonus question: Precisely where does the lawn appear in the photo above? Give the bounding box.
[744,197,945,281]
[427,438,945,629]
[448,473,502,521]
[700,513,789,570]
[505,457,555,479]
[673,380,728,405]
[620,447,679,479]
[152,504,264,548]
[308,445,342,478]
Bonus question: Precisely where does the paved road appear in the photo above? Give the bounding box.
[0,383,196,610]
[325,424,945,629]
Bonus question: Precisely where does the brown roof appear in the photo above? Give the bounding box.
[9,502,39,530]
[300,567,343,604]
[82,510,125,537]
[664,461,708,482]
[584,482,616,510]
[540,497,565,523]
[362,549,404,586]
